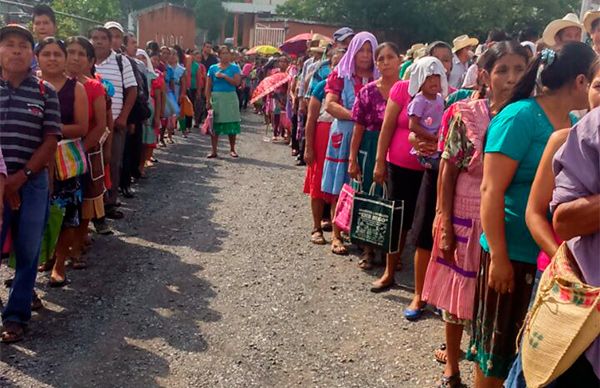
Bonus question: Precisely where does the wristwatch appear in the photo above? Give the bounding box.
[23,168,33,179]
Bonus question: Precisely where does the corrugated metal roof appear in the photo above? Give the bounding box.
[221,2,276,14]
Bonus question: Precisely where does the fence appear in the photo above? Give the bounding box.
[250,23,286,47]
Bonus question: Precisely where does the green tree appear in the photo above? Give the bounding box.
[277,0,581,46]
[193,0,226,40]
[51,0,121,37]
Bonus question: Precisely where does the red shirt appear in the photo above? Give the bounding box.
[325,70,373,99]
[83,78,106,128]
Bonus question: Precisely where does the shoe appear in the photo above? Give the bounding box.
[403,305,425,321]
[93,218,113,235]
[49,277,70,288]
[121,187,135,199]
[296,160,306,166]
[370,281,395,293]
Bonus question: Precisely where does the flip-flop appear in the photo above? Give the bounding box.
[207,153,218,159]
[49,277,71,288]
[230,151,239,158]
[0,322,25,344]
[310,230,326,245]
[370,281,395,293]
[331,239,348,255]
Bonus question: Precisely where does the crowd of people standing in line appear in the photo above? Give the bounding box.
[251,11,599,388]
[0,4,249,345]
[0,4,599,388]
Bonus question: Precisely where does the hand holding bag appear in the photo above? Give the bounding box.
[333,183,356,233]
[55,138,89,181]
[201,109,214,135]
[350,183,404,253]
[521,243,600,388]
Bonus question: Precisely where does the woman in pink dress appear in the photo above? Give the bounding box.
[421,41,530,388]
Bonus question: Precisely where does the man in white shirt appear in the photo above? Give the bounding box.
[448,35,478,89]
[90,25,137,219]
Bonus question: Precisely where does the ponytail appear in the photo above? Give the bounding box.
[505,41,596,108]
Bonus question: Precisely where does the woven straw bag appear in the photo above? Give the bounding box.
[521,243,600,387]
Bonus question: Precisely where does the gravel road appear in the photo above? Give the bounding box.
[0,113,473,387]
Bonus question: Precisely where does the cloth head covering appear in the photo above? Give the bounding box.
[408,56,448,97]
[521,41,536,56]
[335,31,379,80]
[136,48,156,76]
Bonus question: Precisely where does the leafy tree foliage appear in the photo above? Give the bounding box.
[277,0,581,46]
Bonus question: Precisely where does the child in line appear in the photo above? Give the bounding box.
[407,57,448,169]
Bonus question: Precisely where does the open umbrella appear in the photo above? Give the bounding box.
[247,45,280,56]
[250,72,292,104]
[279,33,331,55]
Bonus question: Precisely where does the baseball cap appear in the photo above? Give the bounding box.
[104,21,124,33]
[0,24,34,47]
[333,27,354,43]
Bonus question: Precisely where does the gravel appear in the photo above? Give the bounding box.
[0,112,473,387]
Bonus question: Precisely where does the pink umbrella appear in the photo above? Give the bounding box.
[250,72,292,104]
[280,33,331,55]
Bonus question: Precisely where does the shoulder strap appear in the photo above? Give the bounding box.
[116,53,125,91]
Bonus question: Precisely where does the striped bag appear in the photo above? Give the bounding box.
[55,139,89,181]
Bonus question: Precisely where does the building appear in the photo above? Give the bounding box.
[221,1,342,48]
[130,2,197,49]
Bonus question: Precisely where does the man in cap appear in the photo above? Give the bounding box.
[584,8,600,54]
[0,25,61,343]
[542,13,583,49]
[89,25,137,219]
[449,34,479,89]
[333,27,354,49]
[104,21,125,53]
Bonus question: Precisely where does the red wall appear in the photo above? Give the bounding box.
[137,5,197,50]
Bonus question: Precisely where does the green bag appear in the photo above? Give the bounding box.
[350,184,404,253]
[8,204,65,268]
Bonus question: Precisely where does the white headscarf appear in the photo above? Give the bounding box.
[136,48,156,76]
[408,56,448,97]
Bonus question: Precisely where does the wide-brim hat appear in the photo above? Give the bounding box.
[583,10,600,34]
[452,35,479,53]
[406,43,425,58]
[0,24,34,47]
[308,39,330,53]
[542,13,582,46]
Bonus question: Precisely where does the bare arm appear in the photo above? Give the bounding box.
[303,96,321,166]
[348,123,365,180]
[115,86,136,130]
[205,76,213,109]
[525,129,569,257]
[437,159,460,261]
[409,115,437,141]
[61,82,89,139]
[373,99,401,184]
[553,195,600,241]
[324,93,352,121]
[480,153,519,294]
[83,92,107,151]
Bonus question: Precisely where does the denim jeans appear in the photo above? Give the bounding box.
[1,170,49,325]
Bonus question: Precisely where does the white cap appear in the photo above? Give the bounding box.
[104,21,124,33]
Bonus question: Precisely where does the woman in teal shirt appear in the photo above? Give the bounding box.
[206,46,242,158]
[469,42,596,386]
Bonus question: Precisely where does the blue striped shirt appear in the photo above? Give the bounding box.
[0,75,62,174]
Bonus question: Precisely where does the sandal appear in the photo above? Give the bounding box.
[38,256,56,272]
[320,220,333,232]
[310,229,326,245]
[49,276,70,288]
[31,292,43,311]
[435,344,448,364]
[438,374,463,388]
[331,238,348,255]
[0,322,25,344]
[230,151,239,158]
[358,251,375,270]
[370,280,396,293]
[71,257,88,270]
[207,153,218,159]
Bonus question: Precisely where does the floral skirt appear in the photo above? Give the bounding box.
[466,250,536,379]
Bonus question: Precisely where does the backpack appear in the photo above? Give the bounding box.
[116,54,151,124]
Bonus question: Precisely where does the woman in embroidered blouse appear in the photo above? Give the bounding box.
[347,42,401,269]
[420,41,529,388]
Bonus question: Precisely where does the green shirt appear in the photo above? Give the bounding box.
[399,59,413,79]
[480,98,577,264]
[446,89,474,108]
[190,61,199,90]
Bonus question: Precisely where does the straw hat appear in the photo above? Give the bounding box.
[308,39,330,53]
[583,9,600,34]
[452,35,479,53]
[542,13,583,46]
[406,43,425,58]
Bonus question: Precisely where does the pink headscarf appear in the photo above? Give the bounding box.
[335,31,379,79]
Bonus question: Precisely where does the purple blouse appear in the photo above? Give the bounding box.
[551,107,600,379]
[351,81,387,131]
